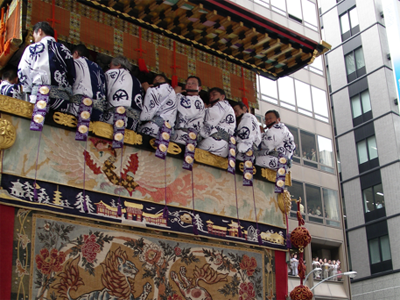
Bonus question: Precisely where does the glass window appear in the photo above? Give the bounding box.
[380,235,391,261]
[295,80,312,111]
[355,48,365,69]
[357,140,368,164]
[301,130,317,162]
[351,95,362,118]
[363,184,384,213]
[309,56,324,75]
[345,53,356,75]
[340,13,350,34]
[323,189,340,224]
[259,75,278,101]
[349,7,359,28]
[306,184,323,218]
[351,90,372,119]
[287,125,300,157]
[278,76,296,105]
[368,136,378,159]
[361,90,371,113]
[312,87,328,117]
[287,0,302,21]
[288,181,304,212]
[318,136,334,167]
[254,0,269,8]
[369,238,381,264]
[302,0,318,27]
[271,0,286,15]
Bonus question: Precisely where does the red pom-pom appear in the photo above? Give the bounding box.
[138,58,149,73]
[290,226,311,250]
[290,285,313,300]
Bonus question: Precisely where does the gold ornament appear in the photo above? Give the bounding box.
[82,98,92,106]
[0,118,17,149]
[53,112,78,127]
[39,86,49,95]
[194,148,228,169]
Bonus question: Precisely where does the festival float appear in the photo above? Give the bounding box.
[0,0,330,299]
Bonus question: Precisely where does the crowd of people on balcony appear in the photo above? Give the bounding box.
[1,21,296,168]
[289,254,342,281]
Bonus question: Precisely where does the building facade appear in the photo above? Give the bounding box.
[320,0,400,299]
[229,0,351,299]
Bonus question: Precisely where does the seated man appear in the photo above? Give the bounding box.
[198,87,236,157]
[232,101,261,161]
[0,67,23,99]
[70,44,106,121]
[172,76,205,144]
[139,74,177,137]
[18,21,75,110]
[102,55,143,131]
[256,110,295,169]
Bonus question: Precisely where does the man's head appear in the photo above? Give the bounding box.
[32,22,54,43]
[232,101,248,118]
[110,55,132,72]
[209,87,225,104]
[2,67,18,84]
[185,76,202,95]
[153,74,169,85]
[72,44,89,59]
[264,110,280,128]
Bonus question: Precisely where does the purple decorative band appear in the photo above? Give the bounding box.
[243,150,254,186]
[112,106,127,149]
[274,154,288,193]
[155,121,172,160]
[30,86,51,131]
[182,129,197,170]
[75,96,93,141]
[227,136,237,174]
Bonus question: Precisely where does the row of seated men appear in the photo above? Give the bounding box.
[0,21,295,169]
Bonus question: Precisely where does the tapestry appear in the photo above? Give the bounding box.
[10,210,277,300]
[1,115,287,249]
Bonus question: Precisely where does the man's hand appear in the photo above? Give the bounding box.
[174,86,183,94]
[142,82,151,91]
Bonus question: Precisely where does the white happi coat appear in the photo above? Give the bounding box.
[0,80,23,99]
[236,112,261,161]
[18,36,75,109]
[172,93,205,144]
[139,83,177,137]
[70,56,106,117]
[198,100,236,157]
[256,122,295,170]
[103,68,143,129]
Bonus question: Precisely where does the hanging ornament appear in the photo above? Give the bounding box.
[135,27,149,73]
[170,41,180,88]
[239,67,249,109]
[290,226,311,251]
[290,285,313,300]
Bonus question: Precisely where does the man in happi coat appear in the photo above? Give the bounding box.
[0,67,23,99]
[198,87,236,157]
[102,55,143,131]
[256,110,295,170]
[139,74,177,137]
[69,44,106,121]
[232,101,261,161]
[18,22,75,110]
[171,76,205,144]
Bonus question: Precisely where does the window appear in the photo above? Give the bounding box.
[312,87,329,119]
[351,90,372,125]
[288,181,305,218]
[309,56,324,76]
[295,80,313,112]
[300,130,318,167]
[357,136,378,164]
[287,0,303,22]
[302,0,318,30]
[287,125,300,163]
[323,189,340,227]
[306,184,324,223]
[368,235,392,274]
[318,135,334,171]
[363,184,384,213]
[339,7,359,41]
[271,0,286,15]
[278,76,295,106]
[259,76,278,104]
[254,0,270,9]
[345,47,366,82]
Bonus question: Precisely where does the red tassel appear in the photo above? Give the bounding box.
[171,75,178,88]
[242,97,249,109]
[138,58,149,73]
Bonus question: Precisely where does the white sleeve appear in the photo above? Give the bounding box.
[140,87,160,121]
[17,48,33,93]
[200,102,225,138]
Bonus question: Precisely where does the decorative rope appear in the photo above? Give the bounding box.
[163,156,169,218]
[251,184,262,245]
[33,131,43,201]
[117,147,124,216]
[82,138,89,213]
[233,173,242,238]
[191,167,198,235]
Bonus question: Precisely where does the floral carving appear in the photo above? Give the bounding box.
[81,234,101,263]
[35,248,66,275]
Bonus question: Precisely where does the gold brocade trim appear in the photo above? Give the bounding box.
[124,130,143,146]
[89,121,143,146]
[149,138,182,155]
[0,118,17,149]
[261,168,291,186]
[238,162,256,175]
[0,95,33,118]
[53,112,78,127]
[194,148,228,169]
